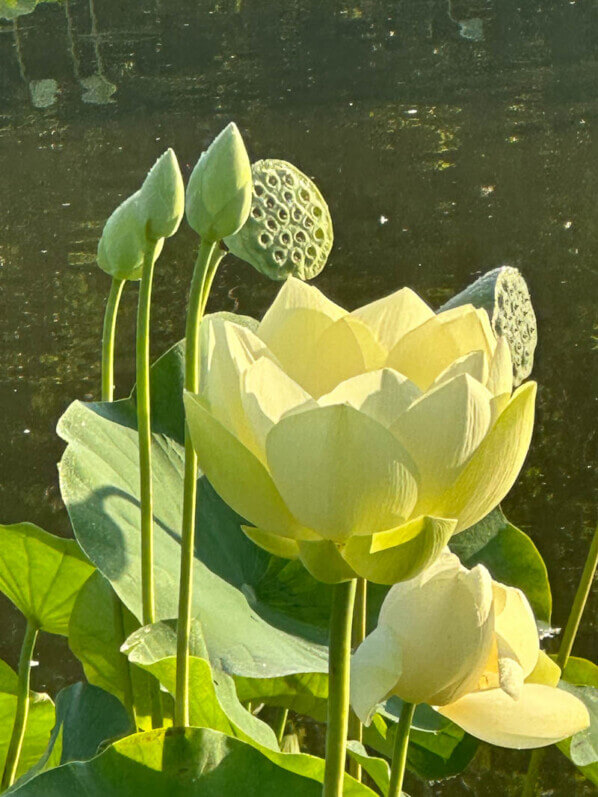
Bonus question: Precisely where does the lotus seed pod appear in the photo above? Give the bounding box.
[97,192,147,281]
[439,266,537,386]
[224,159,333,281]
[137,148,185,240]
[186,122,252,242]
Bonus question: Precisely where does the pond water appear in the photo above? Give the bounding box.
[0,0,596,794]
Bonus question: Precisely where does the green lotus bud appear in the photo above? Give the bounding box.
[224,159,333,281]
[97,192,147,281]
[137,148,185,240]
[186,122,252,242]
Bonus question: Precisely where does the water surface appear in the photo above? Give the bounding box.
[0,1,596,793]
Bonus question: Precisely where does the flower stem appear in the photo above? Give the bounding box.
[174,239,223,727]
[275,707,289,745]
[101,277,125,402]
[348,577,367,781]
[100,278,137,730]
[387,701,415,797]
[522,523,598,797]
[323,578,357,797]
[136,241,164,729]
[1,621,38,790]
[136,243,159,629]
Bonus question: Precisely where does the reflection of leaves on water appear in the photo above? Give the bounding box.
[29,78,59,108]
[80,74,116,105]
[458,18,483,42]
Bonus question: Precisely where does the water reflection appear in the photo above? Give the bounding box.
[0,1,596,794]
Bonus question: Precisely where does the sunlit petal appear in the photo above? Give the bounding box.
[299,316,386,398]
[439,684,590,749]
[351,625,403,725]
[318,368,421,429]
[386,305,496,390]
[487,336,513,397]
[431,381,536,532]
[241,358,316,454]
[266,404,418,541]
[351,287,435,351]
[341,515,456,586]
[241,526,300,560]
[298,539,357,583]
[256,277,346,386]
[184,392,315,541]
[390,374,493,514]
[431,350,489,390]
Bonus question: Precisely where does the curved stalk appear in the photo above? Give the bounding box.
[174,240,224,726]
[348,577,367,781]
[101,277,125,402]
[387,702,416,797]
[522,523,598,797]
[1,621,38,789]
[323,579,357,797]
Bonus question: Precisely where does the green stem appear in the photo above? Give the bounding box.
[100,279,137,730]
[174,239,223,727]
[136,241,163,729]
[275,707,289,745]
[522,523,598,797]
[348,577,367,781]
[387,702,415,797]
[101,277,125,402]
[112,595,137,730]
[1,621,38,790]
[136,243,158,628]
[323,579,357,797]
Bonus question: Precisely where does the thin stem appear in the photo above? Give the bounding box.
[348,577,367,781]
[112,595,137,730]
[387,702,416,797]
[323,579,357,797]
[136,241,164,730]
[101,277,125,402]
[1,621,38,789]
[556,524,598,670]
[522,523,598,797]
[275,707,289,745]
[174,239,223,727]
[136,243,158,629]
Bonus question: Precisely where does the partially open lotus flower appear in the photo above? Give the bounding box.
[184,277,537,584]
[350,551,590,748]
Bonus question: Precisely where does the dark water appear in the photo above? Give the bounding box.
[0,0,596,793]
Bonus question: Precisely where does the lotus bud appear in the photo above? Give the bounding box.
[137,148,185,240]
[439,266,537,386]
[281,733,301,754]
[186,122,252,242]
[224,159,333,281]
[97,192,147,282]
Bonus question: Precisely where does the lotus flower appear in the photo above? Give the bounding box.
[184,277,536,584]
[350,551,590,748]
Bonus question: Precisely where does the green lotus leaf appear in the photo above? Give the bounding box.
[8,727,376,796]
[68,571,161,731]
[363,712,478,782]
[449,507,552,622]
[557,659,598,785]
[11,682,133,790]
[345,741,391,793]
[0,659,55,783]
[123,619,278,751]
[0,523,94,634]
[57,341,329,685]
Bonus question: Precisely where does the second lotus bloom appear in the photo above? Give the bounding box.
[350,551,590,748]
[184,277,537,584]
